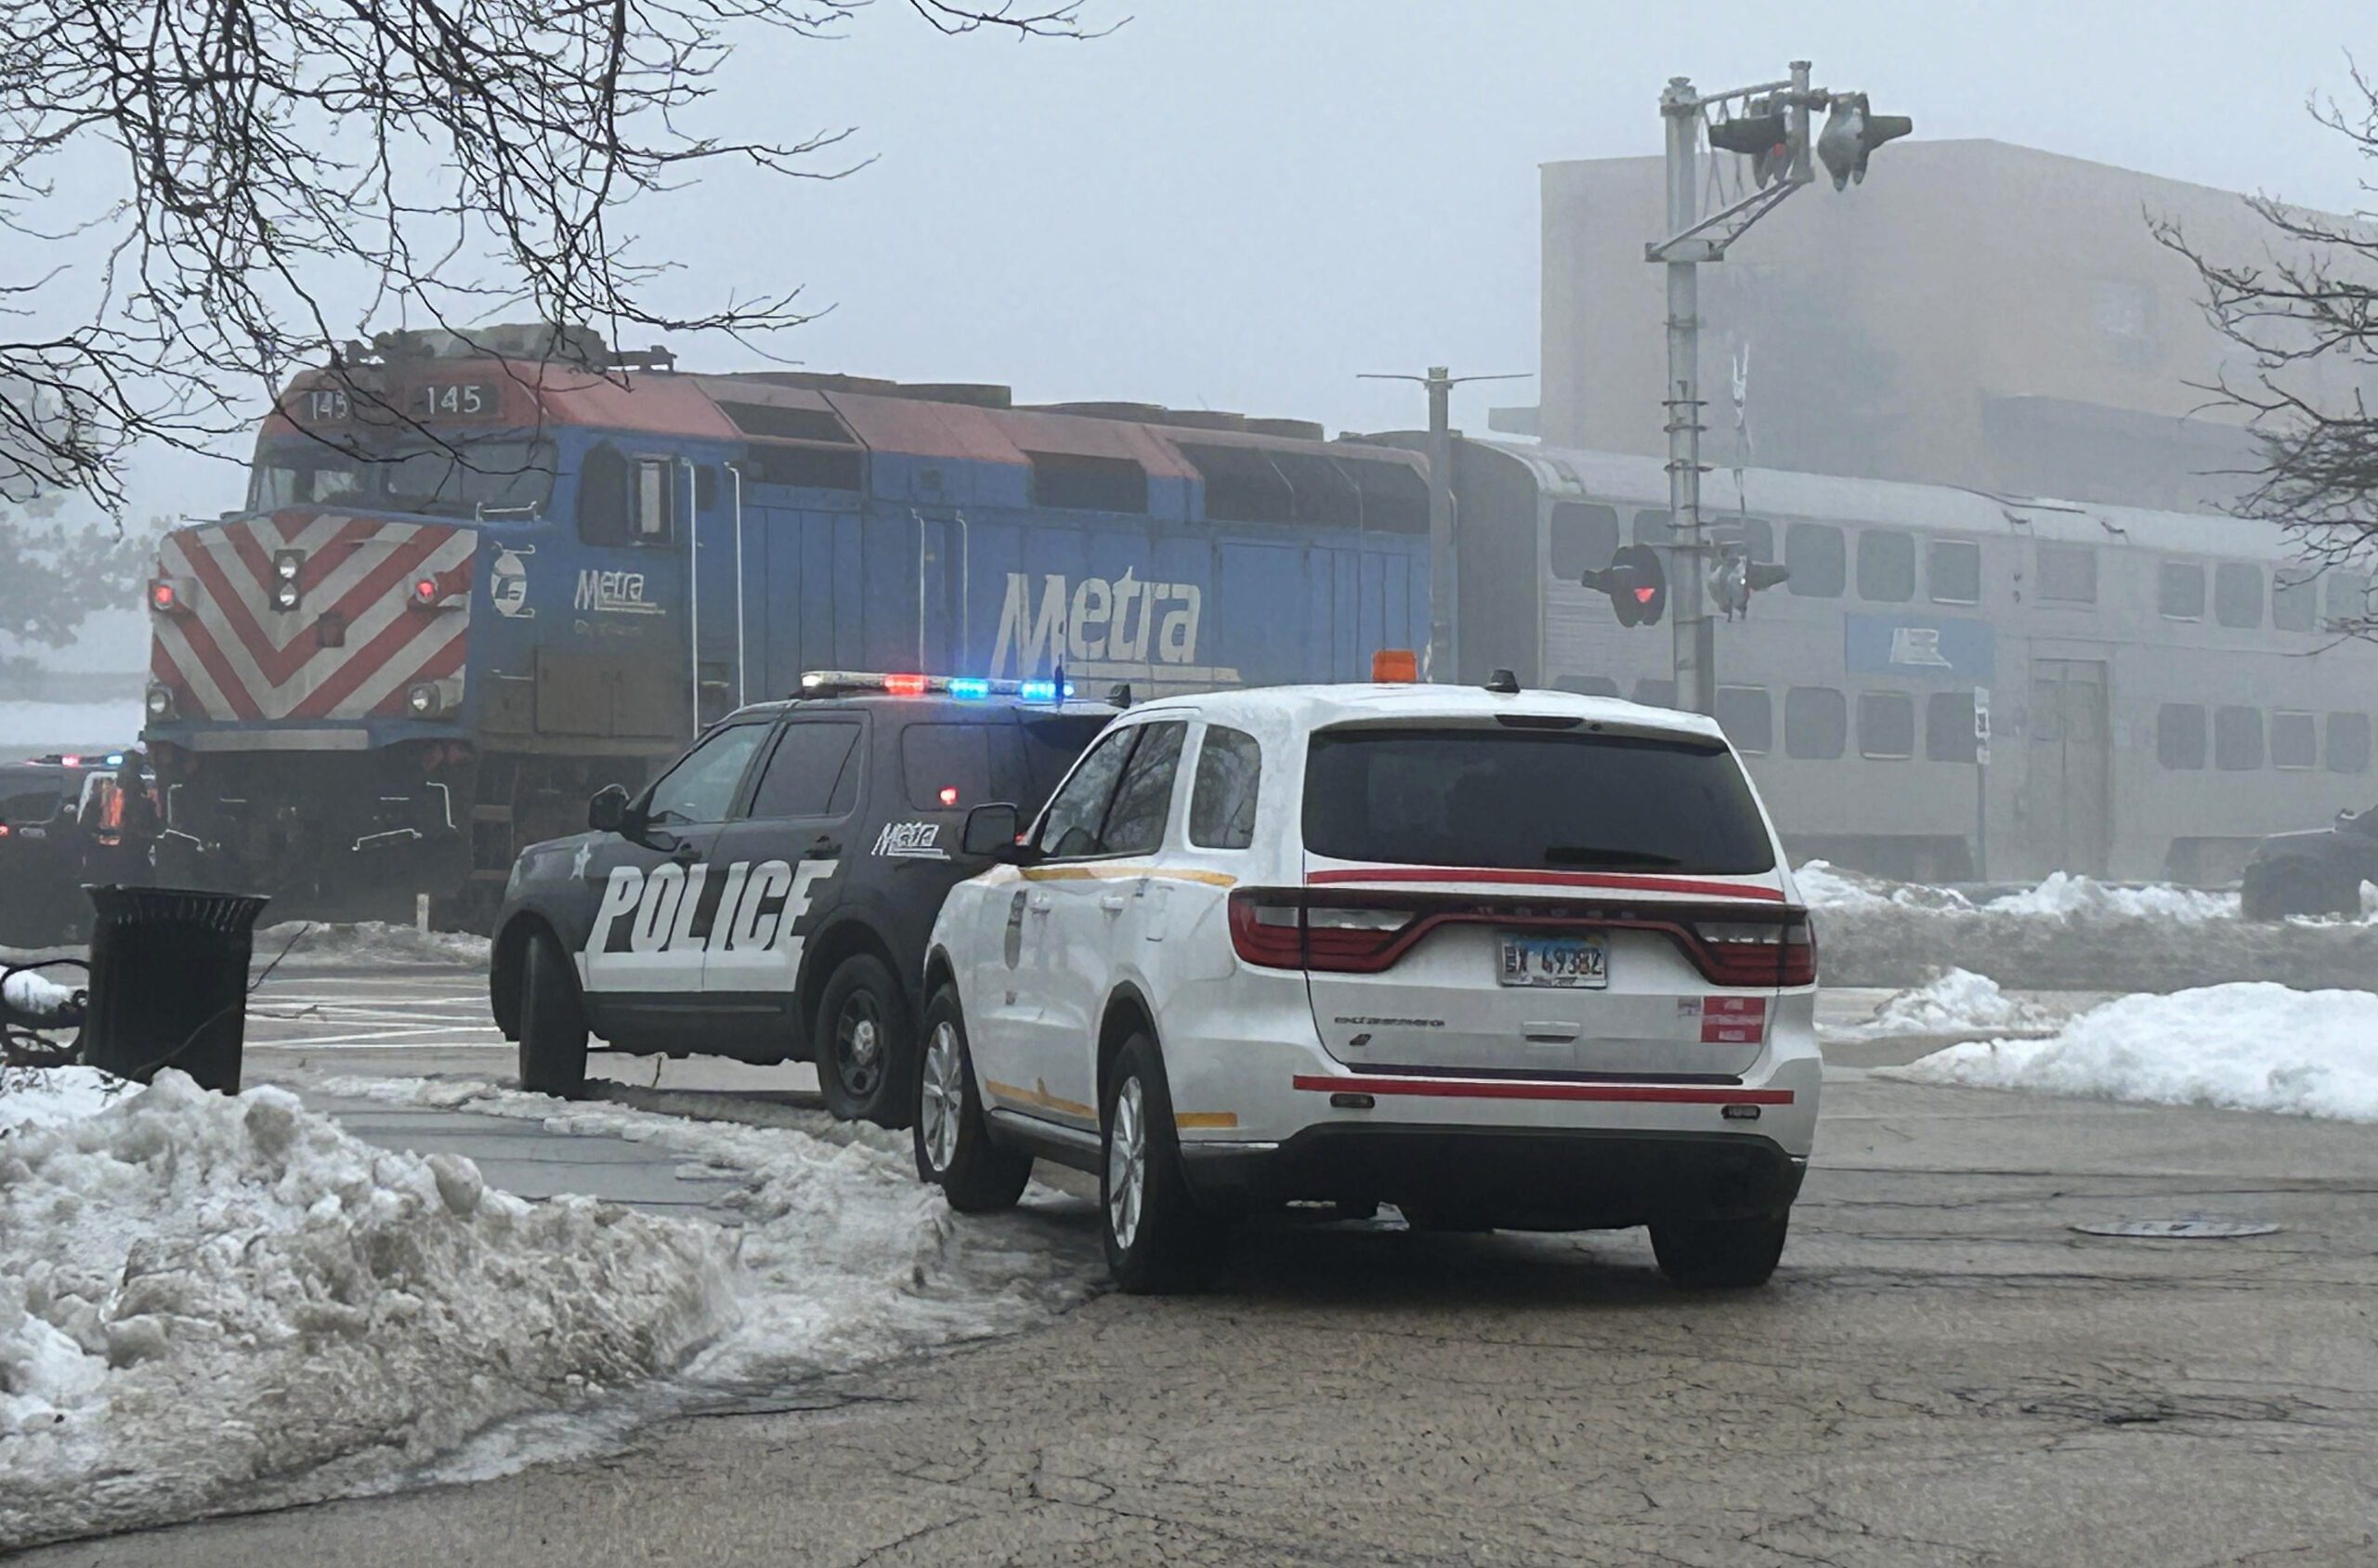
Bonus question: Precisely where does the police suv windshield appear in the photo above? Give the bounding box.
[247,434,557,517]
[1302,725,1776,875]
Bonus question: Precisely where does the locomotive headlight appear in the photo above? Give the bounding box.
[271,550,304,611]
[145,683,176,720]
[406,681,443,717]
[271,580,301,610]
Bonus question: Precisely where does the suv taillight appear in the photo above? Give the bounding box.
[1692,915,1817,987]
[1228,889,1418,973]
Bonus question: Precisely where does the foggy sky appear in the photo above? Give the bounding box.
[120,0,2375,523]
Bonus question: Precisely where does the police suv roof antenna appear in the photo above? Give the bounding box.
[1484,669,1521,696]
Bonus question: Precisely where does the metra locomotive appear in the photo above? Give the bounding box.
[140,328,1431,921]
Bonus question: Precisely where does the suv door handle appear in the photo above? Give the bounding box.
[670,841,701,864]
[805,837,841,858]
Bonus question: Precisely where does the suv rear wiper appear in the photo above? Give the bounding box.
[1544,845,1683,869]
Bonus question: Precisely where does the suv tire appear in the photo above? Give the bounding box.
[517,928,590,1098]
[1650,1210,1790,1288]
[913,988,1033,1211]
[1101,1033,1210,1294]
[817,954,914,1128]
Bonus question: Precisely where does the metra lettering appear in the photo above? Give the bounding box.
[575,568,662,615]
[588,857,838,958]
[873,821,946,858]
[988,568,1202,676]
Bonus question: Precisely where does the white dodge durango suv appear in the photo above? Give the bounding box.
[915,678,1820,1292]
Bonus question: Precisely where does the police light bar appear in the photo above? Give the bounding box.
[797,671,1078,702]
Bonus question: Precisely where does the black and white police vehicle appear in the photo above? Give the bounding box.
[489,673,1114,1121]
[918,674,1820,1292]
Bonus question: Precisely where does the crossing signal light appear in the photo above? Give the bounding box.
[1707,98,1792,188]
[1816,92,1912,190]
[1581,543,1666,628]
[1710,543,1792,620]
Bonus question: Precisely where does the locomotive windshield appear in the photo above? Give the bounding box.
[247,433,557,517]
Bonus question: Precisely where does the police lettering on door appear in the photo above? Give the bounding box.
[581,856,838,990]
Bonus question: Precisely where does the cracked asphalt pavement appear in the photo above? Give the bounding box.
[21,1029,2378,1567]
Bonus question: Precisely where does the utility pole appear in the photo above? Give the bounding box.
[1359,366,1528,681]
[1643,59,1908,712]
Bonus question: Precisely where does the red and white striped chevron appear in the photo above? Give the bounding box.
[150,512,476,722]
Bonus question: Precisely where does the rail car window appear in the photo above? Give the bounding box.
[2327,571,2371,628]
[2158,561,2205,620]
[1555,674,1622,698]
[1632,509,1670,547]
[2036,542,2097,604]
[1027,452,1148,514]
[743,444,862,490]
[1632,677,1677,711]
[2272,712,2318,770]
[1928,539,1981,606]
[1784,686,1847,759]
[1858,691,1915,759]
[2214,705,2264,771]
[2328,712,2371,774]
[2214,564,2263,629]
[1856,531,1916,603]
[2273,571,2319,633]
[1714,686,1771,755]
[1548,503,1620,578]
[1926,691,1978,763]
[1785,523,1845,597]
[2157,705,2207,769]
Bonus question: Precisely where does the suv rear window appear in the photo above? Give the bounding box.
[1301,726,1775,875]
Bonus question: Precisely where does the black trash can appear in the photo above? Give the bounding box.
[82,886,270,1093]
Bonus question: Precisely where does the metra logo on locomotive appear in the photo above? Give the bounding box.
[990,568,1204,675]
[576,568,661,616]
[588,858,839,957]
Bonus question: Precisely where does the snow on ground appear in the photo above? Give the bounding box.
[255,921,491,970]
[1884,983,2378,1122]
[1979,870,2236,922]
[0,1069,1093,1550]
[1825,968,2058,1043]
[0,1065,125,1130]
[0,699,143,751]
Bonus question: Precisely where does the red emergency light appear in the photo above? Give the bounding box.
[882,673,931,697]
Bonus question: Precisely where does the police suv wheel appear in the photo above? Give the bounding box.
[1649,1210,1790,1289]
[1100,1033,1210,1294]
[817,954,914,1129]
[516,929,590,1099]
[912,988,1032,1211]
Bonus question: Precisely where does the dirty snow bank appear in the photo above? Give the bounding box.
[1884,983,2378,1122]
[1826,968,2057,1043]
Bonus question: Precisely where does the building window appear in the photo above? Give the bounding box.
[2214,705,2264,771]
[2272,711,2318,770]
[1548,503,1620,579]
[1926,690,1978,763]
[1632,677,1676,711]
[2158,561,2205,621]
[1715,685,1771,755]
[1784,686,1847,759]
[1858,691,1915,759]
[1856,530,1916,603]
[2036,542,2097,604]
[1928,539,1981,606]
[2327,571,2371,629]
[2329,712,2371,774]
[2157,704,2206,770]
[1785,523,1845,597]
[2214,563,2263,629]
[2273,571,2319,633]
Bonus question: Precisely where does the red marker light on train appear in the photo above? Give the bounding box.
[410,577,440,608]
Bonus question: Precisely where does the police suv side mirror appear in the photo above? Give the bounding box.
[588,783,632,835]
[961,802,1024,859]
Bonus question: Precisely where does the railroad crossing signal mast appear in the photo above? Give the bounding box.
[1639,61,1911,714]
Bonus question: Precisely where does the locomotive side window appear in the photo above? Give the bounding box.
[2036,542,2097,604]
[1714,686,1771,755]
[2214,705,2264,771]
[1857,691,1914,759]
[1784,686,1847,759]
[2158,561,2205,620]
[1926,691,1978,763]
[2157,705,2206,770]
[634,458,673,542]
[2271,712,2318,770]
[1856,530,1915,603]
[2328,712,2371,775]
[1548,503,1619,579]
[2214,564,2263,629]
[2272,571,2318,633]
[1784,524,1845,598]
[577,444,629,545]
[1928,539,1981,605]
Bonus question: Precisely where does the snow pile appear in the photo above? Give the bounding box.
[1981,871,2235,922]
[1828,968,2057,1042]
[3,966,82,1019]
[1793,860,1974,913]
[0,1065,124,1131]
[1886,983,2378,1122]
[256,921,491,970]
[0,1069,734,1549]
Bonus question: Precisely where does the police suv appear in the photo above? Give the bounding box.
[916,676,1821,1292]
[0,750,155,946]
[489,673,1114,1121]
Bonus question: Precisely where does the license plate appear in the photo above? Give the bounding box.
[1497,934,1607,988]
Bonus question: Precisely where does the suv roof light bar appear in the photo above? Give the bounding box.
[796,670,1080,703]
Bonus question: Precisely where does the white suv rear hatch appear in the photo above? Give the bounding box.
[1283,717,1807,1080]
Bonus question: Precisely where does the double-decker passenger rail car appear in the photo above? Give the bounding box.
[142,329,1431,921]
[1447,440,2378,886]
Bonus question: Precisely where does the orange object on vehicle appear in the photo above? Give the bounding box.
[1371,648,1418,683]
